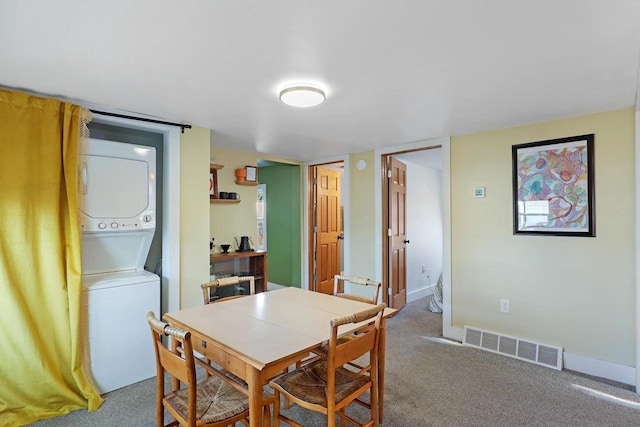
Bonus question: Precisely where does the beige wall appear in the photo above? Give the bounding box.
[180,126,211,309]
[210,146,259,255]
[451,108,635,366]
[348,151,377,278]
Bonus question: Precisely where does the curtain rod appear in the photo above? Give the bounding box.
[89,109,192,133]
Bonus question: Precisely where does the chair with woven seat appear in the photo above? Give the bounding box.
[302,275,382,367]
[147,311,272,427]
[201,277,289,408]
[269,303,386,427]
[333,274,381,305]
[201,275,256,304]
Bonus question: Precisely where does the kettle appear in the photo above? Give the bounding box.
[236,236,252,252]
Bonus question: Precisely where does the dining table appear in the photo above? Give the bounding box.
[163,286,396,427]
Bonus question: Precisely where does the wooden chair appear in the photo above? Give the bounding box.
[201,277,289,408]
[269,303,386,427]
[201,275,256,304]
[302,275,382,365]
[201,276,257,380]
[147,311,253,427]
[333,274,381,305]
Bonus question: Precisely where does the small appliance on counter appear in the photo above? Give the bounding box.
[235,236,254,252]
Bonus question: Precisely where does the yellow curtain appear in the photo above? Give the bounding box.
[0,89,102,425]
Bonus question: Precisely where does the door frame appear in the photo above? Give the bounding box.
[302,155,350,291]
[375,137,461,340]
[90,113,181,316]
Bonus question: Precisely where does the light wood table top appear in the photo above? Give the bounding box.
[164,286,396,426]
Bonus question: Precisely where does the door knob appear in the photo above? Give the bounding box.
[337,235,344,240]
[404,239,410,244]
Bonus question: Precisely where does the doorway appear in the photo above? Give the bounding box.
[87,122,164,277]
[86,116,181,315]
[382,147,443,310]
[307,162,344,293]
[257,160,302,288]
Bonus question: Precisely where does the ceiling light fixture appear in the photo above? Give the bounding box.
[279,85,326,108]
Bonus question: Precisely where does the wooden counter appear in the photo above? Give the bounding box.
[210,251,267,293]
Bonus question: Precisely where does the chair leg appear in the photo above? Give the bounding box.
[156,398,164,427]
[327,409,336,427]
[273,390,281,427]
[282,366,291,410]
[263,400,272,427]
[371,386,378,427]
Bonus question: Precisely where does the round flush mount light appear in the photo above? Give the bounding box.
[279,85,326,108]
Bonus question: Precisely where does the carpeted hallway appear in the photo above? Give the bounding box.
[31,297,640,426]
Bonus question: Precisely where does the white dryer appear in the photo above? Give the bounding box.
[79,138,160,394]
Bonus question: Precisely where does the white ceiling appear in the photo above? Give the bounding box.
[1,1,639,161]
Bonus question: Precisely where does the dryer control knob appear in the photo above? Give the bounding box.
[143,215,152,223]
[110,222,119,229]
[98,222,107,230]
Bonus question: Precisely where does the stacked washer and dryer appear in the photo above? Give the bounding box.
[79,138,160,394]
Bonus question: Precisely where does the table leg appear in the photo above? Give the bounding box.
[247,367,263,427]
[378,318,387,424]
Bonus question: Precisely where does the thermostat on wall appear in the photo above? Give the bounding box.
[474,187,485,198]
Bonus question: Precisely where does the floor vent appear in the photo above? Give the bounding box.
[463,325,563,370]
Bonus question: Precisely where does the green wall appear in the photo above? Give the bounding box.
[259,163,302,287]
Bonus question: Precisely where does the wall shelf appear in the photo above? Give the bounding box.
[235,180,259,186]
[210,163,224,170]
[210,199,241,204]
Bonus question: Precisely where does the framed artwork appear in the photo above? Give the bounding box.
[512,134,595,237]
[245,166,257,182]
[209,169,218,199]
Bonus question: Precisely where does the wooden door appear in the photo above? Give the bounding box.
[388,157,407,309]
[313,166,341,294]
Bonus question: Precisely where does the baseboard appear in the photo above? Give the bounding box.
[443,324,635,386]
[407,286,433,303]
[563,352,636,386]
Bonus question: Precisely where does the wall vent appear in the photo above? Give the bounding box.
[463,325,563,370]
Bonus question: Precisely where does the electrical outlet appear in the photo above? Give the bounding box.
[421,266,428,275]
[500,298,510,313]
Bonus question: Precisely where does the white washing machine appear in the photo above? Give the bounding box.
[79,138,160,394]
[83,271,159,393]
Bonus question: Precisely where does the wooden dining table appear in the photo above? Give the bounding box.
[163,286,396,427]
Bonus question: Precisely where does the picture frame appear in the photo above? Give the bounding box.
[245,166,257,182]
[512,134,595,237]
[209,169,218,199]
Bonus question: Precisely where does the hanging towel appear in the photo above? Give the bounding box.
[429,273,443,313]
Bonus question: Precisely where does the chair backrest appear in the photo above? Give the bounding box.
[147,312,198,425]
[333,274,381,305]
[201,275,256,304]
[328,303,386,370]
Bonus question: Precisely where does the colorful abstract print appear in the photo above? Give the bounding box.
[517,144,589,231]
